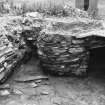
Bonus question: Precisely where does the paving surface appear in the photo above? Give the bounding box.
[0,55,105,105]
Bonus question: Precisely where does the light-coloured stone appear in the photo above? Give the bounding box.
[0,90,10,96]
[13,88,23,95]
[35,80,42,83]
[41,91,49,95]
[29,82,38,88]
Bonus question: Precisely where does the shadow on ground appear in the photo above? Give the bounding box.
[88,46,105,78]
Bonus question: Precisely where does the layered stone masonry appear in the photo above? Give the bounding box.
[0,9,105,83]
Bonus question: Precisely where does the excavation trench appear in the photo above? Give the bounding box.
[88,46,105,77]
[1,14,105,105]
[1,14,105,83]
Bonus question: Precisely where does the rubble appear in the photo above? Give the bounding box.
[0,17,31,84]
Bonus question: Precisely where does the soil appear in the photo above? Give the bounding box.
[0,47,105,105]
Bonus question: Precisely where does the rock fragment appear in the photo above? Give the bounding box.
[29,82,38,88]
[0,90,10,96]
[13,88,23,95]
[0,17,31,84]
[41,91,49,95]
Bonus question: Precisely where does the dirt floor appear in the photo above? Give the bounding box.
[0,48,105,105]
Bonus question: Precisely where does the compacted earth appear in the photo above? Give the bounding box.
[0,48,105,105]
